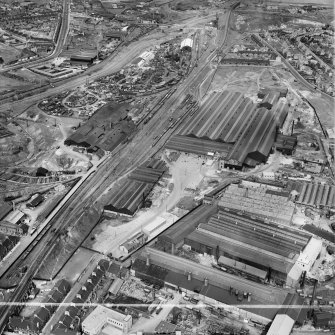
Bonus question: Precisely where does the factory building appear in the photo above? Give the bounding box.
[104,159,166,217]
[166,90,288,169]
[0,220,23,236]
[295,182,335,210]
[157,198,315,287]
[132,247,286,322]
[218,181,295,225]
[81,306,132,335]
[70,52,97,66]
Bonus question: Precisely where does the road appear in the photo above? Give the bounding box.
[0,30,225,334]
[0,6,237,332]
[0,0,70,73]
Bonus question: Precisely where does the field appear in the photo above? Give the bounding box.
[10,68,49,85]
[0,74,32,93]
[0,43,20,64]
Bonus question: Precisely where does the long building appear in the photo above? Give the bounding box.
[157,201,315,286]
[218,181,295,225]
[166,90,288,168]
[104,159,166,217]
[295,182,335,210]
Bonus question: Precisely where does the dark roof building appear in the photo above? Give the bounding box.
[274,134,297,155]
[104,159,166,217]
[171,90,288,168]
[64,102,135,153]
[27,194,44,208]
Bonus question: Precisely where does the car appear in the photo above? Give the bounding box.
[183,295,190,301]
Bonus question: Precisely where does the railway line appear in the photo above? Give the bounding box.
[0,4,239,332]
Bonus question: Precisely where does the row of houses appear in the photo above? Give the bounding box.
[8,279,71,334]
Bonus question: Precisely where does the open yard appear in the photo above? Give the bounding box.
[56,247,97,284]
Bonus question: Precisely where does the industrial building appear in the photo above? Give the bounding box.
[165,134,233,157]
[70,52,97,66]
[132,247,286,321]
[165,90,288,168]
[157,199,316,287]
[0,220,23,236]
[65,102,136,154]
[274,134,297,155]
[120,231,148,254]
[104,159,166,217]
[81,306,132,335]
[218,180,295,225]
[295,182,335,210]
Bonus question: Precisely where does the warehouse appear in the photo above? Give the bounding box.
[70,52,97,66]
[274,134,297,155]
[218,181,295,225]
[133,248,287,321]
[259,91,280,109]
[65,102,135,153]
[158,201,312,286]
[173,90,287,169]
[295,182,335,209]
[104,159,166,217]
[165,134,233,157]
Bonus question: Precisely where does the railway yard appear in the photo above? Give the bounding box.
[0,0,334,335]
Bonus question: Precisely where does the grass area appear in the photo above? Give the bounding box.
[0,43,20,63]
[0,74,31,93]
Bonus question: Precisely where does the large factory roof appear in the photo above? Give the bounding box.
[158,204,217,245]
[165,134,233,156]
[219,183,295,225]
[65,102,135,152]
[171,90,287,166]
[186,229,294,275]
[104,159,166,216]
[226,107,276,165]
[296,182,335,209]
[203,210,309,258]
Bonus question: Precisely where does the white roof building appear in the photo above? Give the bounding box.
[143,217,166,237]
[138,50,155,62]
[82,306,132,335]
[287,237,322,286]
[181,37,193,49]
[266,314,295,335]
